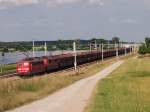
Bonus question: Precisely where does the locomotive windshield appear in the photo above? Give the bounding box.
[24,62,29,66]
[18,63,22,67]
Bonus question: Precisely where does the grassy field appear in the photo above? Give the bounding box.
[0,56,126,112]
[0,64,16,74]
[87,57,150,112]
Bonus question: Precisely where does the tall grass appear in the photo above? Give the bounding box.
[87,57,150,112]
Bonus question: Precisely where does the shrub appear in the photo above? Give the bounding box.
[139,45,147,54]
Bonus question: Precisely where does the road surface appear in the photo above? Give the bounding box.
[7,60,124,112]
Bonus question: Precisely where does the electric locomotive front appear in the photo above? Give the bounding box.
[17,57,45,75]
[17,61,31,74]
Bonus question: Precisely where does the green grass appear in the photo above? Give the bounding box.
[87,57,150,112]
[0,57,121,112]
[0,64,16,74]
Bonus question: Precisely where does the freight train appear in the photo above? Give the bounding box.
[17,48,131,76]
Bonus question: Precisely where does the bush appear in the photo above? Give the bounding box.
[139,45,147,54]
[139,46,150,55]
[139,37,150,55]
[147,46,150,54]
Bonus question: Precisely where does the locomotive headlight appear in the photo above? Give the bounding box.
[18,68,22,70]
[24,68,29,71]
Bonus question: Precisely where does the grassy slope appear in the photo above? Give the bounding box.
[88,57,150,112]
[0,57,121,112]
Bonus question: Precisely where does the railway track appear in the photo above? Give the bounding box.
[0,54,132,80]
[0,72,19,79]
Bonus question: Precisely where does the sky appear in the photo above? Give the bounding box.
[0,0,150,42]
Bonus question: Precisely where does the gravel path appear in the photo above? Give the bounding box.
[7,60,124,112]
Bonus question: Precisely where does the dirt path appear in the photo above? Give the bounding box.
[7,60,124,112]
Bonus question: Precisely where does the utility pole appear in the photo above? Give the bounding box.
[130,45,132,55]
[1,52,4,74]
[102,44,104,62]
[115,43,119,59]
[120,42,122,48]
[32,41,35,57]
[134,43,136,53]
[73,42,77,70]
[44,41,47,56]
[108,40,110,51]
[125,46,127,56]
[99,44,101,52]
[90,43,92,52]
[133,44,136,54]
[95,40,97,50]
[0,64,2,74]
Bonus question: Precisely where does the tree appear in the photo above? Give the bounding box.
[57,39,65,54]
[112,37,120,44]
[145,37,150,47]
[97,39,106,44]
[74,38,81,44]
[90,38,97,44]
[139,37,150,55]
[74,38,81,50]
[2,47,9,53]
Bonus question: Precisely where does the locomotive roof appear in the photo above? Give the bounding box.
[21,57,43,62]
[18,49,127,63]
[44,53,74,60]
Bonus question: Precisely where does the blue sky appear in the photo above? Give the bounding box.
[0,0,150,42]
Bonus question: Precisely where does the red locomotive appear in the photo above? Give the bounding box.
[17,48,131,76]
[17,57,45,75]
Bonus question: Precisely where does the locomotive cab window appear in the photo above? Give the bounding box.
[24,62,29,66]
[18,63,22,67]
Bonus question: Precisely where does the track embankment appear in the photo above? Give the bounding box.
[7,60,124,112]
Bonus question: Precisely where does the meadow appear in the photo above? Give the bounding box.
[87,57,150,112]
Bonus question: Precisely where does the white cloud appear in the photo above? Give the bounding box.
[108,17,117,23]
[144,0,150,9]
[47,0,81,6]
[89,0,104,6]
[0,0,82,8]
[0,0,39,6]
[0,0,39,9]
[0,0,105,9]
[108,17,138,24]
[121,18,138,24]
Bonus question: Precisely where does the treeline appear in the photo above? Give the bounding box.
[0,37,127,52]
[139,38,150,54]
